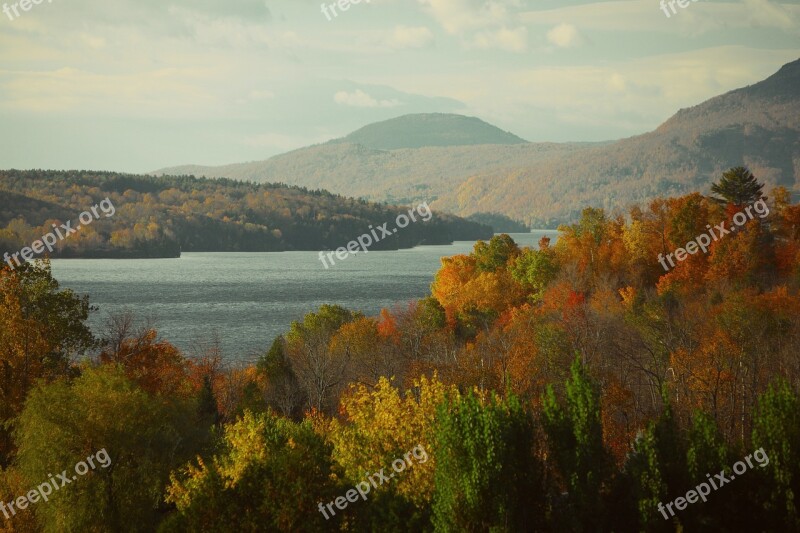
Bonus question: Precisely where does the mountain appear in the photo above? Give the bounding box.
[441,59,800,225]
[155,141,596,217]
[154,60,800,226]
[334,113,528,150]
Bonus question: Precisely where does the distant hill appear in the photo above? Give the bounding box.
[466,212,529,233]
[155,141,595,215]
[0,170,492,259]
[334,113,528,150]
[154,59,800,226]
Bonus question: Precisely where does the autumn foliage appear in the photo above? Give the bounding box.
[2,172,800,531]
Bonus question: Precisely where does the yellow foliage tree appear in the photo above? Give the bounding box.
[320,374,456,506]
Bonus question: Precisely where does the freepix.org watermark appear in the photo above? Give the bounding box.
[658,447,769,520]
[1,449,111,520]
[318,202,433,269]
[320,0,369,21]
[659,0,701,18]
[3,0,52,22]
[3,197,116,270]
[317,444,428,520]
[657,199,769,272]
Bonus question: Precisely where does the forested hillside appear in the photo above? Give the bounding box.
[0,170,491,259]
[441,59,800,225]
[155,140,592,213]
[156,59,800,228]
[2,169,800,530]
[466,212,529,232]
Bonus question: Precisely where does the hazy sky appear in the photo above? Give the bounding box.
[0,0,798,172]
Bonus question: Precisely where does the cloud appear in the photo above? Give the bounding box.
[744,0,796,30]
[502,45,798,136]
[333,89,402,108]
[523,0,800,35]
[249,90,275,100]
[389,26,435,49]
[79,34,107,50]
[417,0,528,51]
[472,26,528,52]
[0,66,218,116]
[1,0,798,171]
[169,8,274,48]
[546,23,582,48]
[607,73,627,93]
[417,0,518,34]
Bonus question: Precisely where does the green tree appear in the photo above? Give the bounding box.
[433,391,543,532]
[541,356,611,530]
[686,410,729,482]
[510,244,559,302]
[624,398,687,531]
[684,411,736,530]
[667,193,714,250]
[256,336,304,419]
[472,234,520,273]
[197,374,221,426]
[0,260,97,464]
[751,379,800,530]
[710,167,765,206]
[13,365,205,532]
[574,207,608,246]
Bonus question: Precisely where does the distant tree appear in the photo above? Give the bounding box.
[466,212,529,233]
[286,305,362,413]
[472,234,520,273]
[256,336,304,419]
[0,169,490,257]
[510,243,559,302]
[556,207,611,278]
[98,329,189,397]
[0,228,23,257]
[710,167,765,206]
[197,374,221,426]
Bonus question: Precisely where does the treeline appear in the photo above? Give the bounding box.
[466,211,530,232]
[2,167,800,531]
[0,170,492,258]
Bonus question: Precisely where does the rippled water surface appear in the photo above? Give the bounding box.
[50,232,554,363]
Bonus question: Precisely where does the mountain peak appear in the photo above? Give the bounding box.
[657,58,800,133]
[334,113,528,150]
[742,57,800,99]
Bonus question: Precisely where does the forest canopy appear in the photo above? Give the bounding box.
[0,170,492,259]
[2,169,800,531]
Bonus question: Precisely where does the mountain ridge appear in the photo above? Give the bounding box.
[154,59,800,226]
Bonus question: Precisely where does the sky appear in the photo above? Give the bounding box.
[0,0,798,173]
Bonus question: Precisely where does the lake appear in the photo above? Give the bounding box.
[50,232,556,364]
